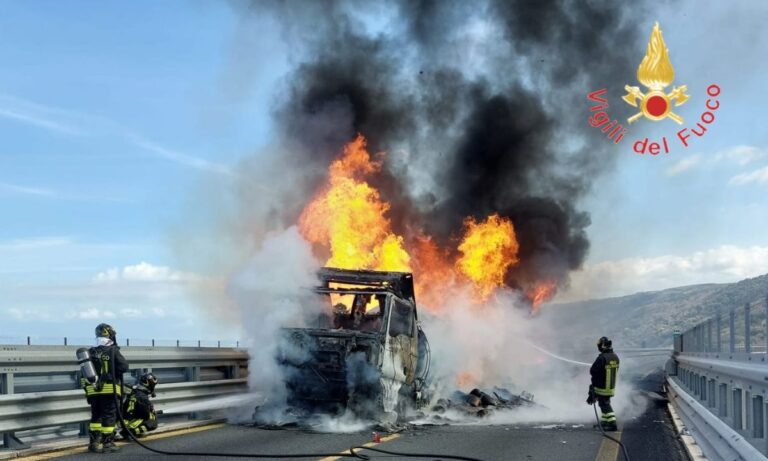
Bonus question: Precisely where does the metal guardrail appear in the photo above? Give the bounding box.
[678,295,768,354]
[0,345,249,450]
[0,378,247,433]
[668,377,766,461]
[668,292,768,460]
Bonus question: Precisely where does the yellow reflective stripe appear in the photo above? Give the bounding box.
[89,423,102,430]
[128,419,143,429]
[100,426,115,434]
[84,384,122,396]
[594,387,615,396]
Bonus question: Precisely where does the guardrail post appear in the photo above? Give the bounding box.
[716,313,722,353]
[707,319,713,352]
[730,308,736,353]
[693,325,698,352]
[187,365,201,420]
[126,338,130,347]
[0,372,28,449]
[152,339,155,347]
[2,433,29,450]
[745,303,752,354]
[673,330,682,353]
[26,336,30,346]
[0,373,13,395]
[64,337,67,346]
[765,293,768,354]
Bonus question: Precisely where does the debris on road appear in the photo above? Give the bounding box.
[428,387,536,419]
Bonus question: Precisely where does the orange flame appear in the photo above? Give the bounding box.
[298,134,560,314]
[299,134,411,272]
[411,235,456,311]
[455,215,519,301]
[456,371,479,389]
[527,280,557,313]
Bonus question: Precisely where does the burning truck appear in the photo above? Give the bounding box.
[277,267,431,422]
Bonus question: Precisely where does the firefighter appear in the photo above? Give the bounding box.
[81,323,129,453]
[587,336,620,431]
[121,372,159,439]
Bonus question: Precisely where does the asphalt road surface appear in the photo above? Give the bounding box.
[30,371,687,461]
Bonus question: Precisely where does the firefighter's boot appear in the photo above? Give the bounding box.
[601,421,618,432]
[102,432,120,452]
[88,431,104,453]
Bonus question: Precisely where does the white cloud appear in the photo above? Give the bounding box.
[0,107,82,135]
[94,262,201,283]
[0,237,72,251]
[665,155,701,176]
[72,307,165,319]
[8,307,54,321]
[715,145,768,166]
[0,93,233,176]
[120,308,143,318]
[0,181,130,202]
[561,245,768,301]
[664,146,768,178]
[73,307,116,320]
[729,165,768,186]
[129,136,234,177]
[0,182,58,198]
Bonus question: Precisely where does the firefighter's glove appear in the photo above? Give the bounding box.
[586,385,596,405]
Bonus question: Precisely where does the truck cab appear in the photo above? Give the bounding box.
[278,268,430,422]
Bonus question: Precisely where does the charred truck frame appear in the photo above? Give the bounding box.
[279,268,431,422]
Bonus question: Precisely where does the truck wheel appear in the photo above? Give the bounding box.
[395,386,415,423]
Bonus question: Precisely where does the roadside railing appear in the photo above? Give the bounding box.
[668,293,768,460]
[0,344,249,450]
[678,295,768,355]
[0,336,241,348]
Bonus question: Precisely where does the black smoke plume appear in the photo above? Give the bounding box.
[238,0,648,295]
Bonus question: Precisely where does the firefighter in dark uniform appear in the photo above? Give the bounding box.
[81,323,129,453]
[121,372,159,438]
[587,336,620,431]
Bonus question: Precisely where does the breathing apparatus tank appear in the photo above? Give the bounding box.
[76,347,99,385]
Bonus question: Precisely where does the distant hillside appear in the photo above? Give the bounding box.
[542,273,768,348]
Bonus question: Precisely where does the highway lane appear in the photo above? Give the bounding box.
[36,423,607,461]
[24,371,687,461]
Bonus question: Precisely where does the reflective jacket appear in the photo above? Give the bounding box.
[81,344,129,396]
[590,350,619,397]
[124,386,154,420]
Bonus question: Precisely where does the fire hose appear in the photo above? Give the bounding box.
[106,348,485,460]
[593,402,631,461]
[519,340,633,461]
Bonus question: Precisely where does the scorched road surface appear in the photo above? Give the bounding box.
[38,424,606,461]
[28,416,683,461]
[36,371,687,461]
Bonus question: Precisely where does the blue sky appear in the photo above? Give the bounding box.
[1,1,767,341]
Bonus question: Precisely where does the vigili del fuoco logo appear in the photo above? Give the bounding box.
[587,22,721,155]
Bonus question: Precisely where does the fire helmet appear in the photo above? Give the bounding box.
[138,372,158,395]
[95,323,117,343]
[597,336,612,352]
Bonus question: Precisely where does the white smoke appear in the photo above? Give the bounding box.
[419,288,649,425]
[227,226,321,397]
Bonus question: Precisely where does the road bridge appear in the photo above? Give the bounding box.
[4,294,768,461]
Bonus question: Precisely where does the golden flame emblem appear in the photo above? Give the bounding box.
[623,22,689,124]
